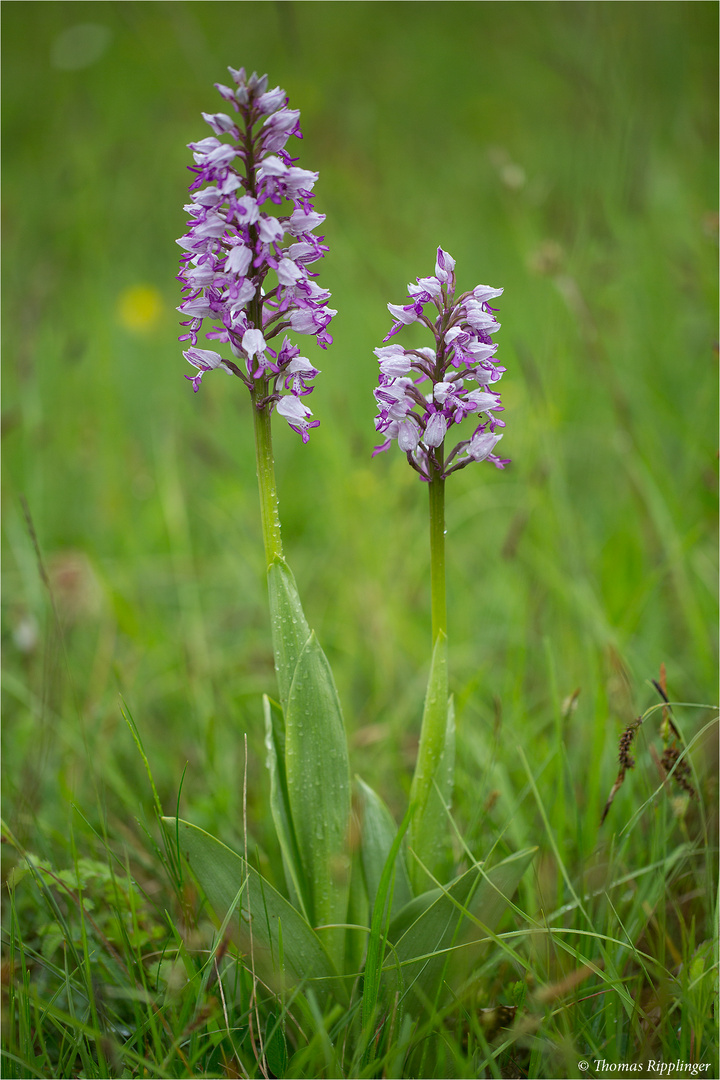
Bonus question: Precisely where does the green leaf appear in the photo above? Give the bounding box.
[355,776,413,921]
[285,631,351,966]
[408,634,453,892]
[345,833,370,976]
[361,802,414,1051]
[162,818,346,1004]
[263,694,308,919]
[266,555,352,968]
[415,695,455,887]
[267,556,311,713]
[385,847,536,1012]
[264,1011,288,1078]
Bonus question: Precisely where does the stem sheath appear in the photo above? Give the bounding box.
[252,386,283,566]
[428,471,447,645]
[408,463,451,890]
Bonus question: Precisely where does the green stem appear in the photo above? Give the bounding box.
[407,461,451,890]
[428,469,447,645]
[252,385,283,566]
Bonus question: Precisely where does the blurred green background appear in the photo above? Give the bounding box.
[2,1,717,850]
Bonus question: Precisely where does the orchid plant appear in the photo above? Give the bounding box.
[167,66,534,1062]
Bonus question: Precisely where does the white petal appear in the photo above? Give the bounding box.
[242,328,267,359]
[286,356,317,374]
[276,396,311,422]
[472,284,503,302]
[387,303,418,325]
[258,155,287,178]
[423,413,448,448]
[258,217,284,244]
[397,419,420,452]
[225,245,252,276]
[276,258,303,285]
[468,432,503,461]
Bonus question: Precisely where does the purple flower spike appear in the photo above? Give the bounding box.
[373,248,510,479]
[177,67,336,439]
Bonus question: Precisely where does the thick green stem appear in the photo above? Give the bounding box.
[252,387,283,567]
[408,462,451,890]
[428,470,447,645]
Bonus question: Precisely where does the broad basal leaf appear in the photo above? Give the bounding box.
[345,830,370,976]
[356,776,413,922]
[162,818,346,1004]
[284,632,351,967]
[267,556,311,714]
[408,633,453,891]
[263,694,308,918]
[384,847,536,1011]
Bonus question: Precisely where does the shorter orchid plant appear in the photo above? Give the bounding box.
[167,66,534,1065]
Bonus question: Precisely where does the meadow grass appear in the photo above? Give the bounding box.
[2,3,718,1077]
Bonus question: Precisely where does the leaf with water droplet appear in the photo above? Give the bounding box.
[355,776,413,923]
[267,557,311,713]
[285,630,351,969]
[263,693,308,916]
[408,632,453,892]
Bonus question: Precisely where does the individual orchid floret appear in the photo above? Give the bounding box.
[372,248,510,479]
[184,348,234,393]
[177,67,336,439]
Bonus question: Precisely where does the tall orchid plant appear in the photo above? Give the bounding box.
[166,67,534,1056]
[372,247,510,894]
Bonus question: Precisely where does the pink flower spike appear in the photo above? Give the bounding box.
[178,67,335,439]
[372,248,508,477]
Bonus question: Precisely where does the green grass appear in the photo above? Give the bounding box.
[2,2,718,1077]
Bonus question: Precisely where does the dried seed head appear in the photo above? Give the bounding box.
[601,716,643,824]
[618,718,641,771]
[661,746,697,800]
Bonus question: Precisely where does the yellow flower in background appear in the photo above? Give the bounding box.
[117,284,162,333]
